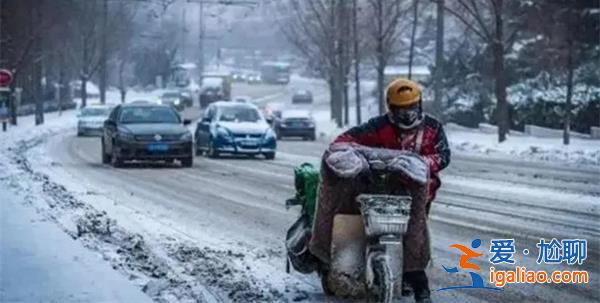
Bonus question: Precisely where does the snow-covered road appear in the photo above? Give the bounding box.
[1,79,598,302]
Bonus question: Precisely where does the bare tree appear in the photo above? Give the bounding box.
[364,0,411,115]
[432,0,444,119]
[277,0,352,127]
[407,0,420,80]
[443,0,521,142]
[352,0,362,125]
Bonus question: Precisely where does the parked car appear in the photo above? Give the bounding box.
[194,101,276,159]
[246,73,261,84]
[291,90,313,104]
[77,104,112,136]
[101,103,193,167]
[158,90,185,111]
[274,109,316,141]
[231,71,246,82]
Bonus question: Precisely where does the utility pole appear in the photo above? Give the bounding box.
[99,0,108,104]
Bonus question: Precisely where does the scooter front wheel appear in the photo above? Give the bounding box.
[367,253,394,303]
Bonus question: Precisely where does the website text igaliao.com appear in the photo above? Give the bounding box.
[489,266,589,287]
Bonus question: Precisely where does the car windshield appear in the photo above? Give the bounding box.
[80,108,110,117]
[218,106,261,122]
[119,106,180,124]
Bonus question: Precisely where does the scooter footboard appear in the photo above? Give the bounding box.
[327,214,404,298]
[328,214,367,298]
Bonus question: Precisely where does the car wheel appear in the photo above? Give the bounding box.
[195,141,204,156]
[110,143,123,168]
[207,139,219,158]
[101,140,111,164]
[264,152,275,160]
[181,156,193,168]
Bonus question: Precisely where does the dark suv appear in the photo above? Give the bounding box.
[274,109,316,141]
[102,103,194,167]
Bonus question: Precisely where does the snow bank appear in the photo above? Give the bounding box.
[447,128,600,166]
[312,107,600,166]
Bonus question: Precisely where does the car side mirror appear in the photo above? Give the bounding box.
[201,117,211,124]
[183,119,192,126]
[266,117,273,125]
[104,120,115,127]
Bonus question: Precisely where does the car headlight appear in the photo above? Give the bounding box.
[174,99,181,105]
[216,127,230,138]
[118,131,135,141]
[264,128,276,139]
[180,132,192,141]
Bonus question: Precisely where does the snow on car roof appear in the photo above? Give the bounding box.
[201,77,224,88]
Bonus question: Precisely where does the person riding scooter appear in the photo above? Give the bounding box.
[309,78,451,302]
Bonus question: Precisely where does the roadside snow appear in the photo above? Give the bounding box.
[0,183,153,303]
[312,108,600,167]
[446,124,600,166]
[0,95,314,302]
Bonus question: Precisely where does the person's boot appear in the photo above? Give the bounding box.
[401,272,413,296]
[405,270,432,303]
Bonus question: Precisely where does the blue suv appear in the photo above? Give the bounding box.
[195,102,277,159]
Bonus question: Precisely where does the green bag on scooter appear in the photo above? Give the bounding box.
[285,162,320,274]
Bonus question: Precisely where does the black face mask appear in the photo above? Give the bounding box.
[389,104,423,129]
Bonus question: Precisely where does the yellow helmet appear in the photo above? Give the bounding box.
[386,78,422,107]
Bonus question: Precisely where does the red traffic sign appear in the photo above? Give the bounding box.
[0,69,13,87]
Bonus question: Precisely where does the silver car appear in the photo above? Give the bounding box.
[77,105,112,136]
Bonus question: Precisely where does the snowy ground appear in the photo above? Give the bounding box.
[1,78,598,303]
[0,183,153,303]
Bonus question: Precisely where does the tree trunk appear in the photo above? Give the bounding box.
[563,31,574,145]
[329,78,336,120]
[118,59,126,103]
[32,0,44,125]
[333,73,343,128]
[408,0,420,80]
[492,0,507,143]
[376,59,385,115]
[352,0,361,125]
[99,0,108,104]
[433,0,444,119]
[375,1,386,115]
[9,84,17,125]
[81,77,87,109]
[343,80,349,125]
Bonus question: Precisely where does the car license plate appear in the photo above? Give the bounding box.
[241,140,258,148]
[147,143,169,152]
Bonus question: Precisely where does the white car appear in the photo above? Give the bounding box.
[77,104,112,136]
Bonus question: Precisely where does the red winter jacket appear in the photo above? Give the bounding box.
[332,114,451,204]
